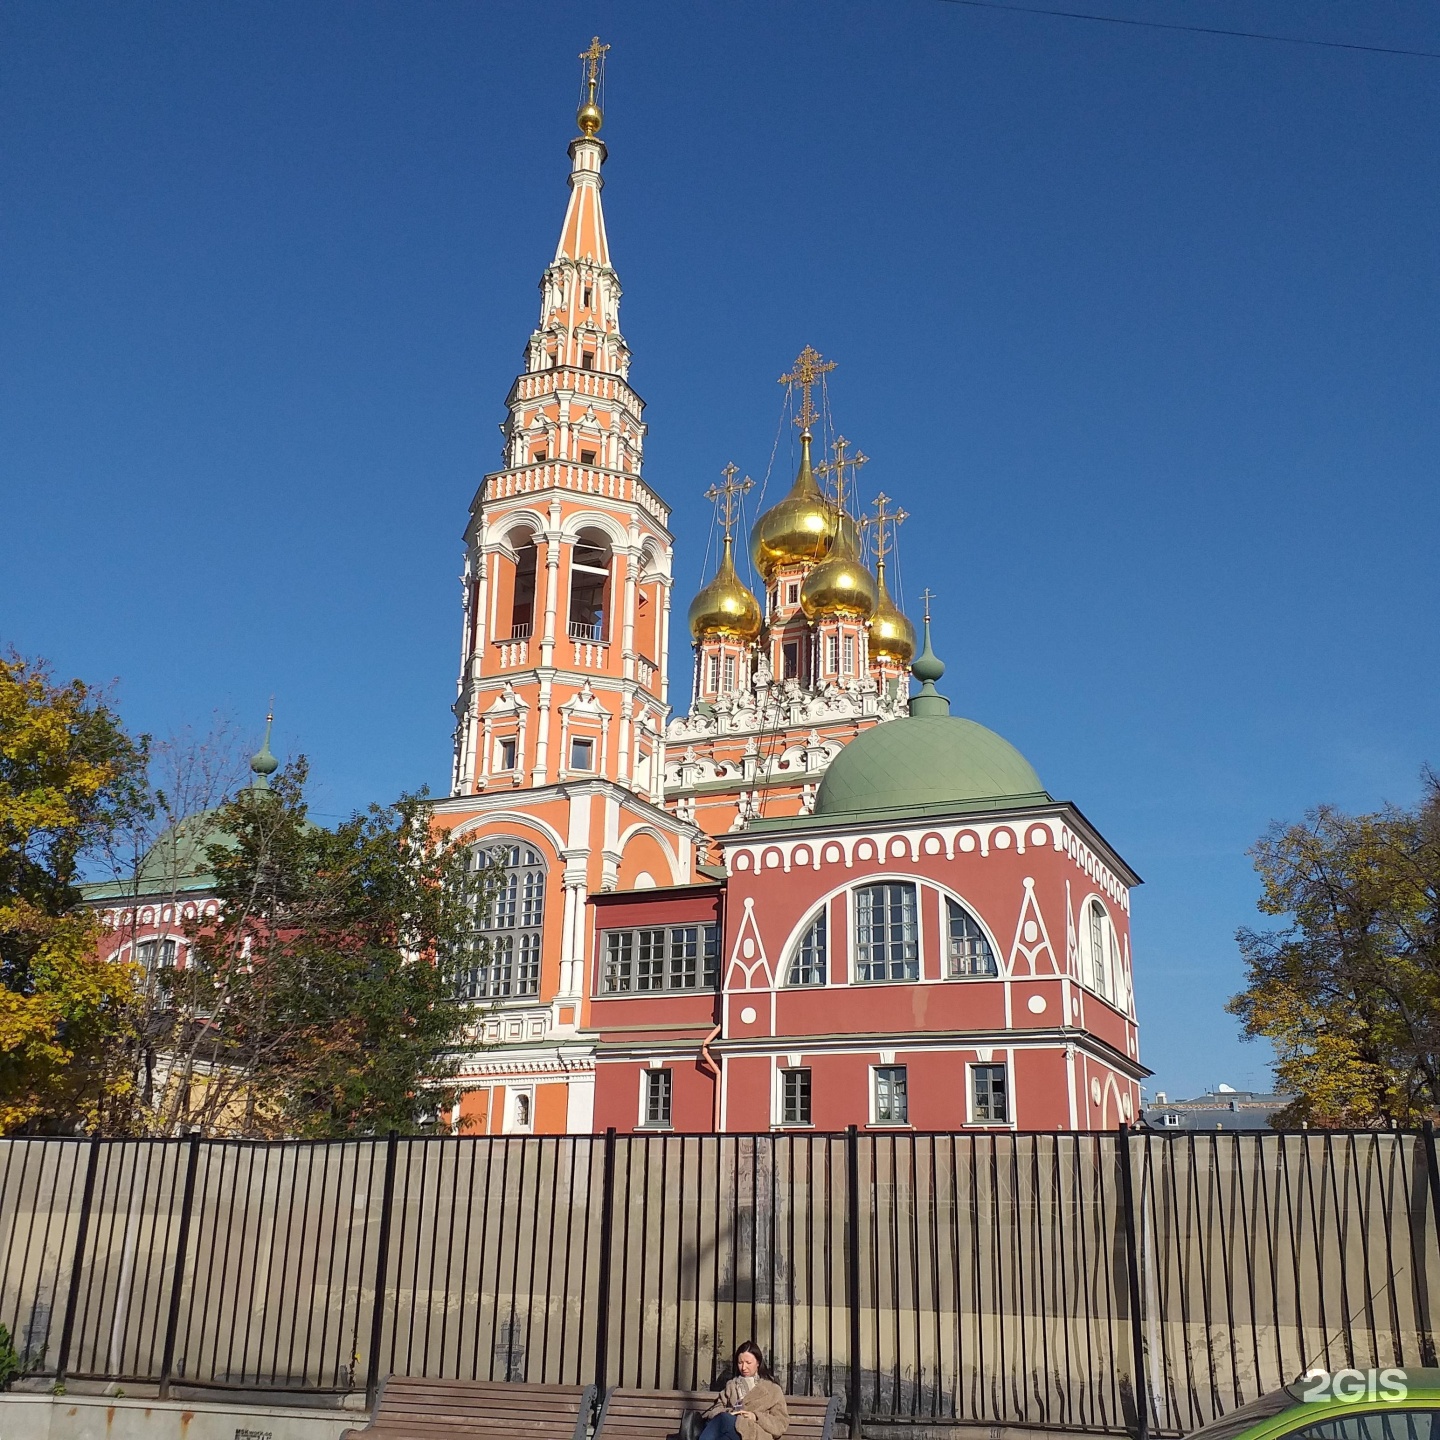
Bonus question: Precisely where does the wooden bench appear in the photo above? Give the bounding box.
[593,1387,841,1440]
[341,1378,597,1440]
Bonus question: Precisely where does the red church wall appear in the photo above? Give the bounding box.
[593,1057,715,1132]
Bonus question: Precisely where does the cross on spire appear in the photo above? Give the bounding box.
[919,587,936,622]
[778,345,836,434]
[705,461,754,541]
[579,35,610,88]
[864,491,909,565]
[816,435,868,515]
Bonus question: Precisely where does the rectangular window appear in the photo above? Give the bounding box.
[497,736,517,771]
[532,449,548,463]
[781,1068,812,1126]
[855,883,920,982]
[783,642,799,680]
[842,635,855,673]
[708,655,721,692]
[722,656,736,692]
[581,352,595,370]
[971,1064,1009,1124]
[601,925,720,992]
[643,1069,672,1128]
[826,635,840,673]
[786,583,800,607]
[873,1065,908,1125]
[580,448,596,464]
[570,736,594,770]
[1090,903,1111,999]
[582,286,593,306]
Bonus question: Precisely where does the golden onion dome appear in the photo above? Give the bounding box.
[749,431,836,580]
[868,561,916,665]
[800,512,878,621]
[688,536,762,643]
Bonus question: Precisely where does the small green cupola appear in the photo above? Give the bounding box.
[244,712,280,795]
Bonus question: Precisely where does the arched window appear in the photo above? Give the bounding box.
[510,539,538,638]
[946,900,997,977]
[459,840,545,1000]
[854,882,919,982]
[786,908,827,986]
[568,528,611,642]
[1088,900,1113,1001]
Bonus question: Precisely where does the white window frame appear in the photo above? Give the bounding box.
[784,905,828,987]
[871,1064,909,1127]
[968,1061,1011,1127]
[640,1068,673,1129]
[496,736,518,771]
[569,735,595,771]
[778,1066,812,1127]
[852,882,921,983]
[507,1085,535,1134]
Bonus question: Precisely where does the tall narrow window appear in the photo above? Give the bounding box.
[842,635,855,674]
[971,1064,1008,1123]
[781,1069,812,1126]
[510,541,537,637]
[782,643,799,680]
[946,900,997,977]
[581,351,595,370]
[722,656,736,692]
[582,286,593,306]
[643,1069,672,1128]
[496,737,518,771]
[1089,902,1111,1000]
[708,655,721,692]
[787,909,827,986]
[461,840,545,1000]
[854,883,919,982]
[873,1066,908,1125]
[827,634,840,673]
[568,529,610,642]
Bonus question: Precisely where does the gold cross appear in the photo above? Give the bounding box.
[704,461,754,541]
[919,587,936,621]
[816,435,868,514]
[864,491,909,565]
[778,345,836,433]
[579,35,610,87]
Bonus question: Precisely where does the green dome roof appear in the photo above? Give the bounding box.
[813,713,1048,819]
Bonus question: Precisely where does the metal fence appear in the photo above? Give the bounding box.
[2,1127,1439,1436]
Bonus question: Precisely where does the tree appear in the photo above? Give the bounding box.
[0,654,150,1132]
[151,759,488,1137]
[1228,771,1440,1127]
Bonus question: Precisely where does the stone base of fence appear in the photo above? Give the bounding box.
[0,1391,365,1440]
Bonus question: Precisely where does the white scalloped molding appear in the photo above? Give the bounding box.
[725,815,1130,914]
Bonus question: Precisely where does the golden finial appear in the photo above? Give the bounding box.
[705,462,754,542]
[817,436,869,516]
[778,345,836,434]
[864,491,909,565]
[577,36,610,137]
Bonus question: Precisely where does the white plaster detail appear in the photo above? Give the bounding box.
[1027,994,1046,1014]
[740,1006,757,1025]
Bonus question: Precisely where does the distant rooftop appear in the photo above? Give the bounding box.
[1143,1085,1294,1132]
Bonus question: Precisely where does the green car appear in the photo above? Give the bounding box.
[1190,1370,1440,1440]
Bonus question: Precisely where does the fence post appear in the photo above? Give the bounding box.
[1421,1123,1440,1365]
[55,1134,102,1383]
[1117,1124,1148,1440]
[364,1131,400,1411]
[158,1133,202,1400]
[594,1127,618,1392]
[845,1124,863,1439]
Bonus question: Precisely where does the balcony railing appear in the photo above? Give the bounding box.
[507,622,532,640]
[567,621,607,643]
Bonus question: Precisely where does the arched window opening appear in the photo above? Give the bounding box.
[1088,901,1112,1001]
[787,908,827,986]
[854,882,919,982]
[568,529,611,642]
[946,900,997,977]
[459,840,545,1000]
[509,539,538,638]
[514,1093,531,1128]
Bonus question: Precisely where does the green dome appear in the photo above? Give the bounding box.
[813,713,1047,819]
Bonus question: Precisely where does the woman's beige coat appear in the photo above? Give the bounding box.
[701,1377,790,1440]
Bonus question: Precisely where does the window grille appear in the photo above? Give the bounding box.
[1090,902,1110,999]
[874,1066,908,1124]
[643,1069,672,1127]
[786,909,827,986]
[136,938,177,973]
[854,883,919,981]
[842,635,855,674]
[827,635,840,673]
[781,1068,812,1125]
[972,1064,1008,1123]
[602,925,719,993]
[722,656,736,692]
[946,900,997,976]
[708,656,720,692]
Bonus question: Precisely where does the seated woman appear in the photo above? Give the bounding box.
[698,1342,789,1440]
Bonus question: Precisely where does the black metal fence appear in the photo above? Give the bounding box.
[2,1127,1438,1436]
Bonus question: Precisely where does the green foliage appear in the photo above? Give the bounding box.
[0,1322,22,1391]
[148,759,493,1136]
[0,654,149,1133]
[1228,771,1440,1127]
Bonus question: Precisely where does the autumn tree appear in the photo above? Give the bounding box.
[1228,771,1440,1127]
[151,759,489,1137]
[0,654,150,1132]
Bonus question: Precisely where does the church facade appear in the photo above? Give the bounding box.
[431,48,1146,1137]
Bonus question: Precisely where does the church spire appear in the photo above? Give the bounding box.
[555,37,612,267]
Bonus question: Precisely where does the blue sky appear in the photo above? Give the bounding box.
[4,1,1437,1102]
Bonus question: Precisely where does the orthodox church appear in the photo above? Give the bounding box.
[428,45,1146,1136]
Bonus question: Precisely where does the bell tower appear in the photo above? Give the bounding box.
[435,41,701,1136]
